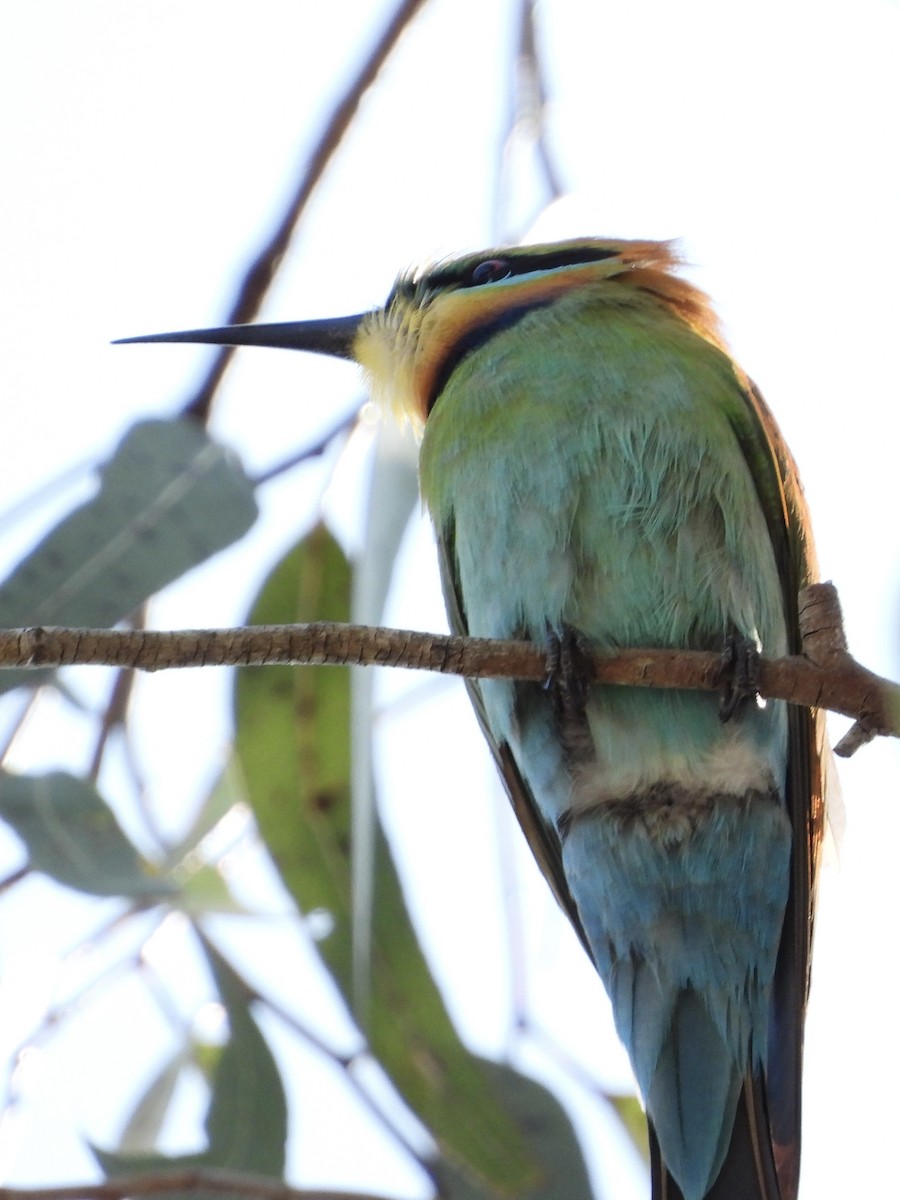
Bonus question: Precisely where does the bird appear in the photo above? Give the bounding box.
[119,238,827,1200]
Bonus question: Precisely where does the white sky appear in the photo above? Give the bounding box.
[2,1,900,1197]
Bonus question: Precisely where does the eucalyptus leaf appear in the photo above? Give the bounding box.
[608,1092,650,1163]
[0,417,258,693]
[118,1046,193,1154]
[0,770,170,897]
[199,940,288,1174]
[234,524,540,1196]
[95,942,287,1192]
[350,419,421,1016]
[171,864,249,915]
[431,1060,598,1200]
[163,755,249,868]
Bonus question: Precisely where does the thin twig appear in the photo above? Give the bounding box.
[0,586,893,755]
[251,406,361,488]
[517,0,564,200]
[2,947,144,1109]
[190,930,433,1179]
[524,1018,630,1107]
[0,688,41,767]
[181,0,428,424]
[0,864,30,893]
[493,0,565,237]
[88,602,148,785]
[257,993,430,1171]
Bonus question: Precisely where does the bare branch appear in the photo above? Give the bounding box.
[516,0,564,200]
[0,1171,395,1200]
[181,0,429,423]
[251,408,361,488]
[0,585,893,755]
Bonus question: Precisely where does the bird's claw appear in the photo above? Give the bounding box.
[544,625,594,761]
[718,633,761,722]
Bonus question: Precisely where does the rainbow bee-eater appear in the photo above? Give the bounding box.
[120,238,827,1200]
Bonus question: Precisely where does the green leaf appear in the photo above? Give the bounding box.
[199,940,288,1174]
[608,1092,650,1163]
[432,1061,597,1200]
[162,757,253,916]
[118,1046,193,1154]
[95,942,287,1191]
[163,755,249,868]
[171,864,249,915]
[234,524,541,1197]
[0,770,170,897]
[349,420,421,1021]
[0,417,258,693]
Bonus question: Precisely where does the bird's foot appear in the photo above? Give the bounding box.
[544,624,594,762]
[718,633,761,722]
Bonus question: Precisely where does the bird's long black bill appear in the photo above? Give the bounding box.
[114,313,367,360]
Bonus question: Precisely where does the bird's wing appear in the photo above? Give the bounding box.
[646,373,825,1200]
[433,523,594,960]
[727,378,826,1200]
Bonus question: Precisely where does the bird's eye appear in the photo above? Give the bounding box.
[470,258,511,286]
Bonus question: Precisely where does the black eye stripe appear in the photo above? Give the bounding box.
[419,245,620,295]
[384,245,622,313]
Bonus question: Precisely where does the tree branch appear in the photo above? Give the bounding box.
[181,0,429,423]
[0,1170,395,1200]
[0,585,893,757]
